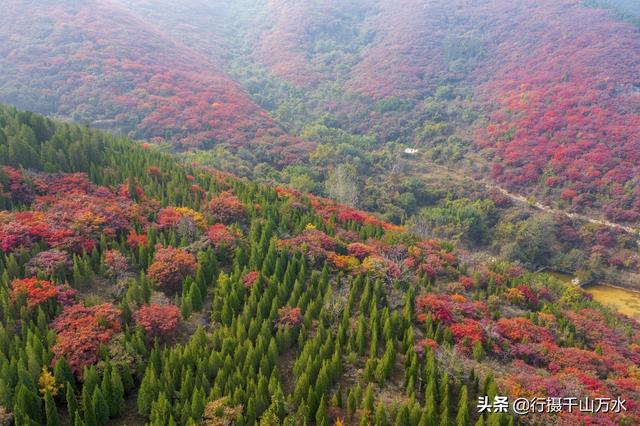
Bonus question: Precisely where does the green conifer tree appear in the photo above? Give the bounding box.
[66,383,79,419]
[456,385,469,426]
[315,395,328,426]
[45,391,59,426]
[110,366,125,416]
[92,387,110,426]
[375,403,388,426]
[74,411,85,426]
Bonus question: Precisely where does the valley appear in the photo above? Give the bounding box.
[1,0,640,425]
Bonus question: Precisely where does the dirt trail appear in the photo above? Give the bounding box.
[490,186,639,234]
[403,155,640,237]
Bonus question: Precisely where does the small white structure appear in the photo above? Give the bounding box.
[403,148,419,155]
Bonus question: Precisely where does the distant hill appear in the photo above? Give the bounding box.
[0,0,311,162]
[244,0,640,223]
[1,103,640,425]
[1,0,639,223]
[587,0,640,21]
[471,0,640,223]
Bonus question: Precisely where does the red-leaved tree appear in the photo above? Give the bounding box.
[103,249,128,281]
[134,303,181,339]
[277,306,302,327]
[207,224,241,251]
[11,277,58,309]
[242,271,260,289]
[126,230,148,249]
[26,249,71,279]
[50,303,121,375]
[207,191,246,224]
[147,245,197,293]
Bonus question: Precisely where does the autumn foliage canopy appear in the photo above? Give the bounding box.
[134,304,181,338]
[147,245,197,293]
[11,277,58,309]
[50,303,121,375]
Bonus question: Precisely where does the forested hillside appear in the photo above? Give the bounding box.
[587,0,640,22]
[3,0,638,227]
[251,0,640,224]
[0,0,311,162]
[1,106,640,425]
[473,0,640,223]
[84,0,639,289]
[2,0,640,424]
[101,0,640,225]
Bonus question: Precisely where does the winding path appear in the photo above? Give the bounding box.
[403,154,640,237]
[491,186,639,235]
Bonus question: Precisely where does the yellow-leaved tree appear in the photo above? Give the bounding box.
[38,367,61,396]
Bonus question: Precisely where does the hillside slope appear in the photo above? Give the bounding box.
[472,0,640,223]
[3,0,638,222]
[0,0,310,161]
[135,0,640,224]
[1,106,640,425]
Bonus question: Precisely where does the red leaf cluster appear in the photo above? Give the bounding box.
[415,294,454,325]
[11,277,58,309]
[207,192,246,224]
[347,242,374,259]
[406,240,458,279]
[277,306,302,327]
[147,166,162,178]
[0,170,144,253]
[156,207,206,231]
[325,205,404,232]
[134,304,181,338]
[2,166,34,204]
[54,285,79,307]
[126,230,148,249]
[147,245,197,293]
[207,224,241,251]
[241,271,260,289]
[275,187,404,232]
[516,284,539,306]
[415,292,488,326]
[414,338,438,357]
[546,347,608,376]
[50,303,121,375]
[495,317,554,345]
[458,276,475,290]
[103,249,129,278]
[277,229,337,264]
[156,207,187,230]
[450,318,485,344]
[26,249,71,277]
